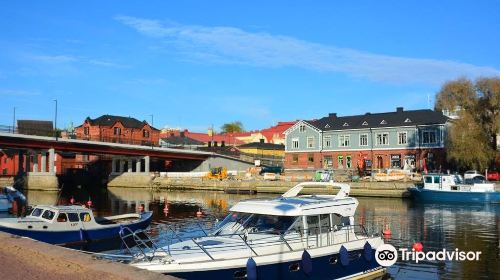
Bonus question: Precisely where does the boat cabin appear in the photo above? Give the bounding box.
[28,205,94,224]
[422,174,495,192]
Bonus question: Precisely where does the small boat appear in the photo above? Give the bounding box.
[408,173,500,203]
[0,186,26,212]
[119,181,387,279]
[0,205,153,244]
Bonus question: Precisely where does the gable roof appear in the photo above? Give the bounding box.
[81,115,159,131]
[307,108,448,131]
[160,136,204,146]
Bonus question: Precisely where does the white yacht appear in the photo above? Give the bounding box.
[120,181,386,280]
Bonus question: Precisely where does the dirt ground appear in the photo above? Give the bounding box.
[0,233,176,280]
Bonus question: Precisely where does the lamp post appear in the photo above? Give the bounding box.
[53,99,58,141]
[149,114,154,127]
[12,107,16,133]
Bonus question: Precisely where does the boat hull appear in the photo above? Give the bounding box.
[0,212,153,244]
[167,248,382,280]
[408,187,500,203]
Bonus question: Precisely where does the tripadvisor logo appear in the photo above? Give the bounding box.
[375,244,398,267]
[375,244,482,267]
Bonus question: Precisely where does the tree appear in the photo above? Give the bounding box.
[435,77,498,170]
[221,121,244,133]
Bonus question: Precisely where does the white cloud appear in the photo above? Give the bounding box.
[115,16,500,85]
[0,89,40,96]
[29,54,128,68]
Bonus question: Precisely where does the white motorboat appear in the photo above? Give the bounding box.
[119,181,387,279]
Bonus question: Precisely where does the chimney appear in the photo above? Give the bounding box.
[396,107,404,113]
[328,113,337,118]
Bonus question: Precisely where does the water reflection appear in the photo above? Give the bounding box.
[16,189,500,279]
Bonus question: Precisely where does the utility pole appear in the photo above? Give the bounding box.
[53,99,58,141]
[12,107,16,133]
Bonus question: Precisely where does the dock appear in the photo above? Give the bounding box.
[0,231,178,280]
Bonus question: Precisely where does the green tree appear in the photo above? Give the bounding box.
[435,77,498,170]
[221,121,244,133]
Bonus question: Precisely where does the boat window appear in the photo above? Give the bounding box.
[67,213,79,222]
[433,176,441,183]
[57,213,68,222]
[80,212,92,222]
[213,212,296,235]
[41,210,55,220]
[332,214,345,230]
[424,176,433,184]
[244,215,296,234]
[307,215,319,235]
[30,208,44,217]
[320,214,330,231]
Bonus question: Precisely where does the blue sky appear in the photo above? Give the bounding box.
[1,1,499,132]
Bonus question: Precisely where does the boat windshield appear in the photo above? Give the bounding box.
[30,208,44,217]
[213,212,297,236]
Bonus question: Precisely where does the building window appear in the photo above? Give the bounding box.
[307,137,314,148]
[324,136,331,148]
[376,133,389,145]
[84,127,89,136]
[292,154,299,164]
[308,154,314,164]
[299,125,306,132]
[143,129,150,138]
[359,134,368,146]
[323,156,333,168]
[398,132,407,145]
[422,130,437,144]
[346,156,352,169]
[292,138,299,149]
[113,127,121,136]
[337,156,344,168]
[339,135,350,147]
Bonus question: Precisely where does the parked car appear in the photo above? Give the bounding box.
[259,166,283,175]
[487,171,499,181]
[464,170,480,180]
[464,175,488,185]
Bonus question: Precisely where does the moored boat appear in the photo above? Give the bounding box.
[119,181,387,279]
[0,205,152,244]
[0,186,26,212]
[408,174,500,203]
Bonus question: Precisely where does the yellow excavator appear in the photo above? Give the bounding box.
[205,167,228,180]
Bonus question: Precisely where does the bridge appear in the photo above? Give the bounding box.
[0,132,212,190]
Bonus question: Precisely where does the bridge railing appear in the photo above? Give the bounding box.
[0,125,159,147]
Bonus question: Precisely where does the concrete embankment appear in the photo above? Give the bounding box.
[151,177,413,198]
[0,231,177,280]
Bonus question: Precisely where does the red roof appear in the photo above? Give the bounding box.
[260,121,296,143]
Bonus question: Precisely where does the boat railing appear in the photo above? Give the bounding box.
[118,225,170,261]
[114,222,376,263]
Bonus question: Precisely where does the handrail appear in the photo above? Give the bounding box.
[191,238,215,260]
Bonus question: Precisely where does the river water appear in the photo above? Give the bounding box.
[14,188,500,279]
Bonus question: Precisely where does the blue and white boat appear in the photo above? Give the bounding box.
[121,182,387,280]
[408,174,500,203]
[0,186,26,212]
[0,205,152,244]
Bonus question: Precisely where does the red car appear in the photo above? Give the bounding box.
[487,171,499,181]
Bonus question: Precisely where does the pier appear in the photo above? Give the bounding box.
[0,231,178,280]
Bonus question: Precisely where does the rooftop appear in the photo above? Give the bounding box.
[80,115,159,131]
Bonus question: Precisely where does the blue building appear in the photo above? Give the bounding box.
[284,107,449,172]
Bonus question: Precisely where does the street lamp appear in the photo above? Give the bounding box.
[53,99,58,141]
[12,107,16,133]
[149,114,154,127]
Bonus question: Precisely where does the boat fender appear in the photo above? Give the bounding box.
[339,245,349,266]
[246,257,257,280]
[363,242,373,261]
[301,250,312,275]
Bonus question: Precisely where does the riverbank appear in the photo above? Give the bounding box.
[152,178,413,198]
[0,232,177,280]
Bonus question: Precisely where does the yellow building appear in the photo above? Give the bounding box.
[238,141,285,157]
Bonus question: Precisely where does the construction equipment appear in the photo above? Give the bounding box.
[205,167,228,180]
